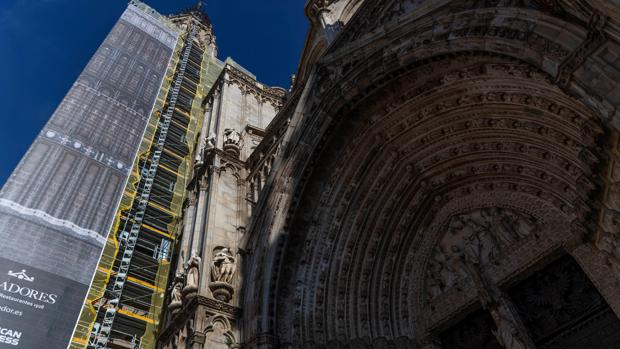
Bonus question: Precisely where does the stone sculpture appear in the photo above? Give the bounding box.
[183,254,201,298]
[223,129,241,146]
[210,247,236,284]
[209,247,237,303]
[168,272,184,314]
[427,208,538,298]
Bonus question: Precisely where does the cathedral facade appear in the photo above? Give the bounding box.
[159,0,620,348]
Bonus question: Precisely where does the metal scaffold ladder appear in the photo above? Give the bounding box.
[93,25,197,349]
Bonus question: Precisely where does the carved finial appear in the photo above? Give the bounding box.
[196,0,205,11]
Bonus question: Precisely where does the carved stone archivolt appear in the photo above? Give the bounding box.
[243,53,606,347]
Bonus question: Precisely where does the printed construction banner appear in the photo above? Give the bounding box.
[0,3,178,348]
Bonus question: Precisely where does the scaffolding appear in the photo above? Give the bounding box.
[92,24,198,349]
[69,9,216,349]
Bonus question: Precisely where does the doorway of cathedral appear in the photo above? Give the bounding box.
[438,254,620,348]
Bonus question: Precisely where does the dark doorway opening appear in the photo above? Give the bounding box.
[508,254,620,348]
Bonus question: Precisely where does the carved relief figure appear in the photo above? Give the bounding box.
[481,207,513,247]
[426,208,539,299]
[168,272,184,312]
[183,254,201,296]
[210,247,236,284]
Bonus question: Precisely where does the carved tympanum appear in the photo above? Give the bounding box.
[426,208,538,299]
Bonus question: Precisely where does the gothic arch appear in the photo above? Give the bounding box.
[273,55,607,345]
[242,1,620,347]
[204,315,237,348]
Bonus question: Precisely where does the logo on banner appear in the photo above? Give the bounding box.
[1,269,57,305]
[0,326,21,346]
[7,270,34,282]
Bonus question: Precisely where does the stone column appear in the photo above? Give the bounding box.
[199,164,221,296]
[191,176,209,258]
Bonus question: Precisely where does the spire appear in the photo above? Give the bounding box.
[170,0,211,27]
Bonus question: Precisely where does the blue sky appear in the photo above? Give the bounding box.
[0,0,308,186]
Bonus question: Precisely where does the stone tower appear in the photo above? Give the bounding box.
[157,8,287,349]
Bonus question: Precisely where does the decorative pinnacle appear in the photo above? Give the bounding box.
[196,0,204,11]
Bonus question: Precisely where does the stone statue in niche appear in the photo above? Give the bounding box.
[223,129,241,146]
[209,247,237,303]
[183,254,201,298]
[599,231,620,283]
[210,247,236,284]
[168,272,184,314]
[425,208,538,300]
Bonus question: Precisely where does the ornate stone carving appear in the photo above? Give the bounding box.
[223,129,241,147]
[211,247,237,283]
[183,254,201,299]
[209,247,237,302]
[168,272,185,314]
[151,0,620,346]
[598,231,620,284]
[196,131,216,164]
[226,65,286,108]
[223,129,241,157]
[426,208,538,299]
